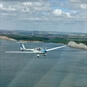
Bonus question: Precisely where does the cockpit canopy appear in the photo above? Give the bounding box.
[35,47,43,51]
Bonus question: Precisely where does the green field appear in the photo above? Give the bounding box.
[4,34,87,45]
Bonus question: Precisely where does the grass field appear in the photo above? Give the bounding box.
[3,34,87,45]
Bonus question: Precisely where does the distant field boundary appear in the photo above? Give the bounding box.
[0,34,87,45]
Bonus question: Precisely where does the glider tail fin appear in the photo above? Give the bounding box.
[20,44,26,51]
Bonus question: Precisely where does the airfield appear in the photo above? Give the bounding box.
[0,40,87,87]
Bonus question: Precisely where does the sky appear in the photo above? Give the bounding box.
[0,0,87,33]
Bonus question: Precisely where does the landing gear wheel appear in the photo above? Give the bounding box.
[44,54,47,56]
[37,54,40,57]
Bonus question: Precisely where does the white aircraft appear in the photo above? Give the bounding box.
[5,44,66,57]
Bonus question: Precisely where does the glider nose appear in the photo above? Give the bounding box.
[42,49,47,53]
[45,50,47,53]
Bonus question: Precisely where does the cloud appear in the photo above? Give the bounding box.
[1,13,17,16]
[0,3,3,8]
[0,1,50,12]
[69,0,87,3]
[0,0,86,33]
[52,9,62,16]
[65,12,71,17]
[0,0,86,21]
[52,9,71,18]
[68,0,87,10]
[0,0,47,2]
[80,4,87,9]
[0,3,17,11]
[22,1,50,11]
[21,17,49,21]
[23,2,33,6]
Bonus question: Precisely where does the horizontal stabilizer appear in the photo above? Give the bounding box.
[5,51,35,53]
